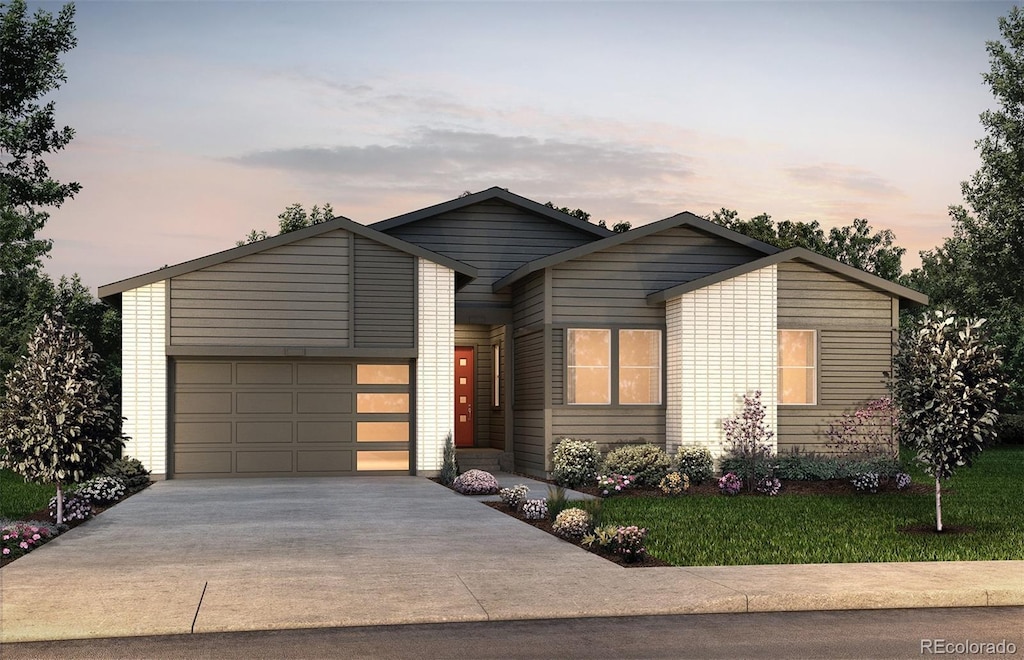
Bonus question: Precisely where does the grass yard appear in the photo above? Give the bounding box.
[601,445,1024,566]
[0,469,56,520]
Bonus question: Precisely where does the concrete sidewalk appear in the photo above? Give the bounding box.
[1,477,1021,643]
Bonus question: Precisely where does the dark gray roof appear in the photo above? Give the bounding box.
[98,214,478,301]
[492,211,781,292]
[646,246,929,306]
[371,186,615,238]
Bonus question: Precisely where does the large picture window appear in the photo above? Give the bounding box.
[567,329,610,404]
[619,329,661,404]
[779,330,816,405]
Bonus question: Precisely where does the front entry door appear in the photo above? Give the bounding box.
[455,346,475,447]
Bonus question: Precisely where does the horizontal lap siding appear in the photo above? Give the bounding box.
[514,330,545,475]
[551,227,760,324]
[353,237,415,348]
[383,200,598,308]
[512,272,545,328]
[777,261,894,452]
[552,409,665,455]
[551,328,564,405]
[171,231,350,346]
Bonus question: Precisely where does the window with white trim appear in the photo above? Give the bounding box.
[778,330,816,405]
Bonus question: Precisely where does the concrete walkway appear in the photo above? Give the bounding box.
[1,477,1021,643]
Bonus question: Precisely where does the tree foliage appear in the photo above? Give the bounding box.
[0,0,80,380]
[0,312,125,523]
[893,310,1005,531]
[906,8,1024,411]
[709,210,905,282]
[237,202,334,246]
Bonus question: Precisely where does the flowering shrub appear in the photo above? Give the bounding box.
[75,475,126,504]
[521,499,548,520]
[596,473,635,497]
[499,484,530,509]
[756,476,782,496]
[826,397,900,458]
[552,508,591,539]
[48,494,92,522]
[659,471,689,496]
[582,524,619,549]
[722,391,776,491]
[614,525,649,563]
[552,438,601,488]
[601,443,672,486]
[718,472,742,496]
[452,469,499,495]
[895,472,912,490]
[852,472,880,493]
[675,447,714,485]
[1,522,56,559]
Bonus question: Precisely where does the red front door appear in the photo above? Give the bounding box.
[455,346,475,447]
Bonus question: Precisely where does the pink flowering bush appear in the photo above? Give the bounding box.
[596,473,635,497]
[718,472,743,496]
[826,397,900,458]
[1,522,55,559]
[614,525,649,563]
[452,469,499,495]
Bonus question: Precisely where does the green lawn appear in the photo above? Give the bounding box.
[0,469,56,520]
[601,446,1024,565]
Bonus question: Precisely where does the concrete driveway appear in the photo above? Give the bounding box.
[2,477,1021,643]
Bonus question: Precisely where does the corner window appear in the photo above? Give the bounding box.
[619,329,662,405]
[779,330,816,405]
[567,329,610,404]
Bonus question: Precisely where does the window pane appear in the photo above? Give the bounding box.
[357,450,409,471]
[567,329,610,404]
[357,365,409,385]
[357,422,409,442]
[357,393,410,413]
[778,330,815,404]
[619,330,661,404]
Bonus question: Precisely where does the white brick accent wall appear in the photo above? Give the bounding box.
[666,266,778,460]
[416,259,454,474]
[122,281,167,476]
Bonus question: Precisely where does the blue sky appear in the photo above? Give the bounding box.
[33,0,1015,290]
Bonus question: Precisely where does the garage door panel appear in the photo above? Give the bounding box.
[173,359,408,478]
[177,392,233,414]
[236,392,293,414]
[297,450,353,473]
[297,421,353,443]
[176,422,232,445]
[297,363,352,385]
[176,451,232,474]
[297,391,352,414]
[237,421,293,444]
[237,362,294,385]
[236,451,294,473]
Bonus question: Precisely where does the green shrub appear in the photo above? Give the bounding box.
[552,438,601,488]
[674,447,714,485]
[771,450,905,481]
[602,443,671,486]
[439,433,458,486]
[102,457,150,491]
[995,413,1024,445]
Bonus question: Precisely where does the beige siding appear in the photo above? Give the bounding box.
[777,260,895,452]
[170,230,351,346]
[416,259,454,474]
[668,266,778,459]
[122,281,168,476]
[551,226,759,325]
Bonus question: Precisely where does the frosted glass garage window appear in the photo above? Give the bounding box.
[779,330,816,405]
[567,329,610,404]
[357,393,410,413]
[619,330,661,405]
[356,365,410,385]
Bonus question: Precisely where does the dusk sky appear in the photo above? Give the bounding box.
[32,0,1016,292]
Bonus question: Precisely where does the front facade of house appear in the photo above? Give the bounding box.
[100,188,927,479]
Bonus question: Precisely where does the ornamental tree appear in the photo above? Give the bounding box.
[0,311,125,524]
[893,309,1005,532]
[722,390,776,492]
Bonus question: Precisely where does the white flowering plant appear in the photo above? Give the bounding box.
[48,494,92,522]
[552,508,591,539]
[499,484,530,509]
[852,472,880,493]
[75,475,127,504]
[452,469,500,495]
[521,499,548,520]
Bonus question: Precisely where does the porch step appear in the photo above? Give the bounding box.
[456,448,506,473]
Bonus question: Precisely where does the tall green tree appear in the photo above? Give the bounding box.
[544,201,631,233]
[710,209,905,282]
[1,0,80,378]
[237,202,335,245]
[908,7,1024,410]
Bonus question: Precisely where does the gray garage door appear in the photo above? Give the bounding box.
[172,359,412,478]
